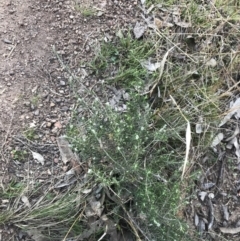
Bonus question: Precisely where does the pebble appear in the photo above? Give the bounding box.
[61,106,68,111]
[24,101,31,107]
[30,104,35,110]
[60,80,66,86]
[53,158,59,164]
[46,122,52,127]
[42,93,48,98]
[34,110,39,116]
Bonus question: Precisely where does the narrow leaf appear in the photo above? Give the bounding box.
[181,121,191,180]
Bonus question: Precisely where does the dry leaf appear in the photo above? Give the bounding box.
[194,213,199,226]
[219,98,240,126]
[226,126,240,141]
[150,46,175,94]
[220,226,240,234]
[196,123,203,134]
[222,205,229,221]
[31,151,44,165]
[133,22,146,39]
[26,229,44,241]
[116,29,123,39]
[198,191,207,201]
[154,18,162,29]
[233,137,240,159]
[57,136,75,164]
[57,136,82,174]
[198,219,206,233]
[154,18,173,29]
[175,21,191,28]
[211,133,224,147]
[202,182,215,190]
[21,195,31,208]
[141,60,161,71]
[181,121,191,180]
[54,121,62,129]
[82,189,92,194]
[206,58,217,67]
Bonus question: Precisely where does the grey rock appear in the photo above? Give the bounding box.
[24,101,31,107]
[34,109,39,116]
[60,80,66,86]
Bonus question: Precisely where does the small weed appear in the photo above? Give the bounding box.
[30,95,40,106]
[1,181,25,199]
[74,4,95,17]
[11,149,28,161]
[90,32,156,90]
[23,128,37,141]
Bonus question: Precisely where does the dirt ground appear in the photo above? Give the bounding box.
[0,0,138,240]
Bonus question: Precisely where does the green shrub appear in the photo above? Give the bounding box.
[68,91,189,240]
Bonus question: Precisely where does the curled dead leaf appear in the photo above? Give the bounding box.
[133,22,146,39]
[21,195,31,208]
[220,226,240,234]
[31,151,44,165]
[175,21,191,28]
[211,133,224,147]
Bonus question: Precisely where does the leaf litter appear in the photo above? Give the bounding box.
[219,97,240,127]
[135,1,240,240]
[31,151,45,166]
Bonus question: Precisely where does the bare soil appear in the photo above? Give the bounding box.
[0,0,138,240]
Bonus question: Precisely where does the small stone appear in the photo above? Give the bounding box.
[42,93,48,98]
[3,38,12,44]
[60,80,66,86]
[50,102,55,107]
[85,45,90,52]
[53,158,59,164]
[61,106,68,111]
[236,220,240,227]
[7,82,12,86]
[9,10,16,14]
[222,221,228,227]
[54,121,62,129]
[123,92,130,100]
[30,104,35,110]
[46,122,52,127]
[34,109,39,116]
[208,193,214,199]
[24,101,31,107]
[55,98,61,103]
[51,127,58,133]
